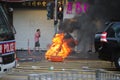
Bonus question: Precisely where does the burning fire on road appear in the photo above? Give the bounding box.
[45,32,77,62]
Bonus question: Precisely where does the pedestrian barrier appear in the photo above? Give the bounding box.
[28,68,120,80]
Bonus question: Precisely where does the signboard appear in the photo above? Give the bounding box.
[8,0,54,9]
[66,2,89,14]
[22,1,47,7]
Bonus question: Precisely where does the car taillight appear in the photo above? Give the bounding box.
[100,32,107,42]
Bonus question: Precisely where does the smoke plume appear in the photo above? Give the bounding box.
[59,0,120,54]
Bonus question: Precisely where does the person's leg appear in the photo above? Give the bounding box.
[36,41,40,52]
[38,41,40,52]
[33,42,37,52]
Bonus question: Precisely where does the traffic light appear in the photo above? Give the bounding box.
[57,4,63,20]
[47,2,54,19]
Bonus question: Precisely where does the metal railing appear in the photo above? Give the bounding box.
[28,69,120,80]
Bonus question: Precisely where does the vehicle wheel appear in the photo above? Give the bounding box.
[94,42,101,52]
[114,55,120,70]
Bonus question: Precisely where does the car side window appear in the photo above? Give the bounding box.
[113,23,120,38]
[106,26,115,37]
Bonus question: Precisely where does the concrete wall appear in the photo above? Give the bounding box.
[13,9,55,50]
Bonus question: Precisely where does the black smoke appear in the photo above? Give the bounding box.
[59,0,120,54]
[88,0,120,21]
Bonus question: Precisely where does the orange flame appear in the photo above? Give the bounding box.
[45,32,76,62]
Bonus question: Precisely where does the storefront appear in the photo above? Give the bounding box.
[5,0,55,50]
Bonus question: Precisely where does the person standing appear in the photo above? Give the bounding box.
[34,29,41,52]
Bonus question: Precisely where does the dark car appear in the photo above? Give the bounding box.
[94,22,120,69]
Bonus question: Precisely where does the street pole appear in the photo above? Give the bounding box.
[54,0,58,34]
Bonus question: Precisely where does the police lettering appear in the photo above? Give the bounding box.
[4,43,15,53]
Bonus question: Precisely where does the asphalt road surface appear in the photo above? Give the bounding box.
[0,50,117,80]
[16,50,99,62]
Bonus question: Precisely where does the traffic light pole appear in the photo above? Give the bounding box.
[54,0,58,34]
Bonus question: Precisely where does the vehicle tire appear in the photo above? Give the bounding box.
[114,55,120,70]
[94,42,101,52]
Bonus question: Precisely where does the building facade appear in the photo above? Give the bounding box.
[12,1,75,50]
[4,0,86,50]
